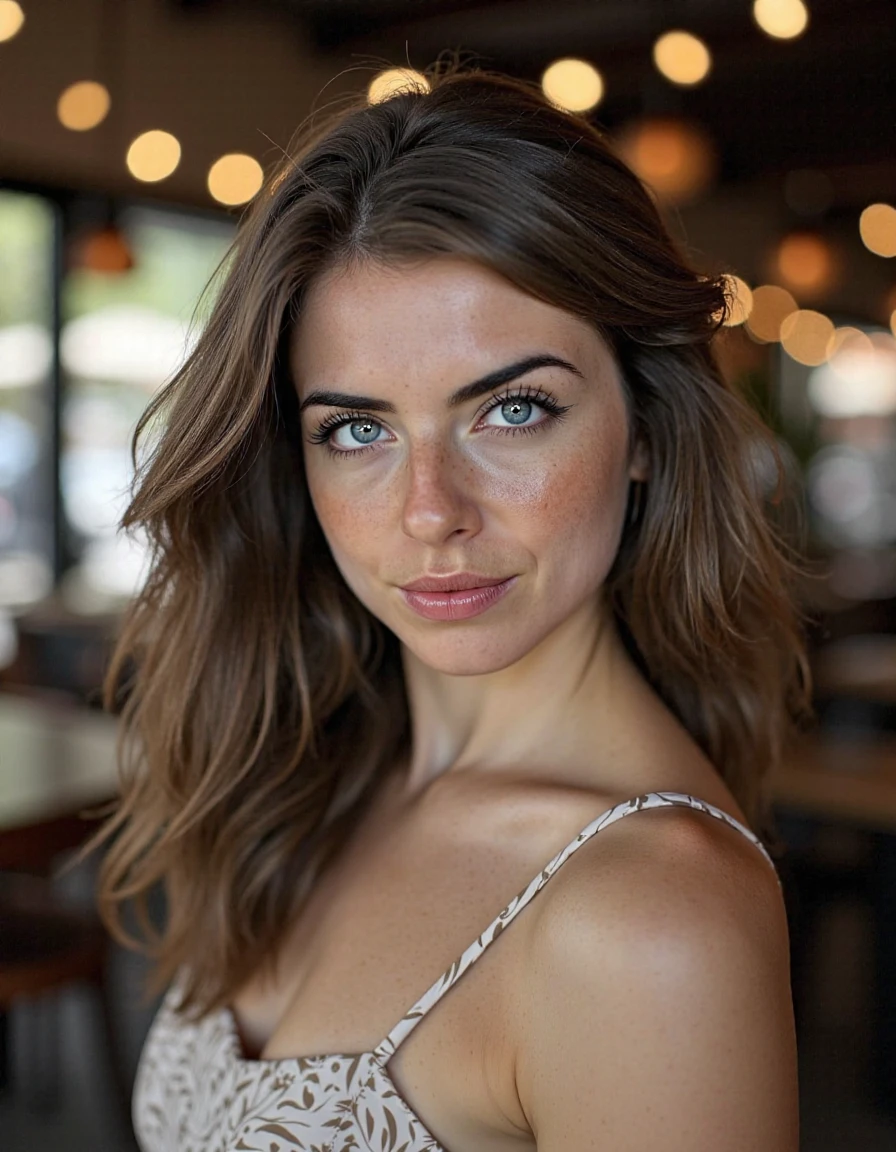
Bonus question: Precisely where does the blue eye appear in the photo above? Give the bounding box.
[340,419,380,445]
[307,385,572,458]
[306,410,387,455]
[494,399,534,425]
[479,388,571,433]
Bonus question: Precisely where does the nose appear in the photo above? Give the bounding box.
[400,439,482,546]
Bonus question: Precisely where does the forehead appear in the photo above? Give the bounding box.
[289,255,613,392]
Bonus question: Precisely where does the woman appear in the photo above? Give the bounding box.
[90,63,809,1152]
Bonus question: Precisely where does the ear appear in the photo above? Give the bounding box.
[628,435,650,482]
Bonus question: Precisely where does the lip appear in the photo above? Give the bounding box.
[400,572,510,593]
[399,575,518,622]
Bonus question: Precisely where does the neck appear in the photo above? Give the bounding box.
[397,597,643,798]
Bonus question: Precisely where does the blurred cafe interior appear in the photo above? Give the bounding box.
[1,0,896,1148]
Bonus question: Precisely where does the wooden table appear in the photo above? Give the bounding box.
[774,731,896,832]
[0,693,121,871]
[0,692,122,1094]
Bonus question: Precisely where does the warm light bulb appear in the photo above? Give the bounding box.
[745,284,798,342]
[615,118,716,206]
[752,0,809,40]
[773,231,837,297]
[208,153,264,206]
[859,203,896,258]
[780,309,834,365]
[541,58,604,112]
[57,81,111,131]
[126,131,181,183]
[652,30,712,87]
[0,1,24,43]
[69,226,135,275]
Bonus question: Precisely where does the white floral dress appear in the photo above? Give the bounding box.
[133,791,779,1152]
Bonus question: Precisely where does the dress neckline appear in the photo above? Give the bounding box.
[220,1000,374,1066]
[216,1000,453,1152]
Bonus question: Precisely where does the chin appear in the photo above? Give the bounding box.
[395,625,547,677]
[405,646,528,677]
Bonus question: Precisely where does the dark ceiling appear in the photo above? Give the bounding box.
[174,0,896,195]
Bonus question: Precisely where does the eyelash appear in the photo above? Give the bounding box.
[306,385,572,459]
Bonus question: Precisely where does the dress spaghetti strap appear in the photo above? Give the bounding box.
[371,790,778,1065]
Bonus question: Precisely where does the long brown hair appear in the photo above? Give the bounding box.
[81,61,810,1019]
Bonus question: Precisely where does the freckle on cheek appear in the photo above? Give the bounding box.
[330,504,367,534]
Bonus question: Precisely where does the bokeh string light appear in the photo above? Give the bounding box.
[208,154,264,207]
[57,81,111,132]
[752,0,810,41]
[745,284,798,343]
[540,58,604,112]
[652,30,712,86]
[780,309,834,365]
[126,131,182,183]
[860,204,896,258]
[614,118,717,206]
[18,4,834,221]
[0,0,24,43]
[772,231,838,299]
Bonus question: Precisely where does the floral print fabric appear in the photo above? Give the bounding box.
[133,791,779,1152]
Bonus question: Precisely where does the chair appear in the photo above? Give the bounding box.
[0,870,135,1140]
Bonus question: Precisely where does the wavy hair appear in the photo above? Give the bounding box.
[81,62,811,1018]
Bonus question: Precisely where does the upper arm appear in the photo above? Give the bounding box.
[513,809,798,1152]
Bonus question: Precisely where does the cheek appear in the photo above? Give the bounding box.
[305,467,380,568]
[305,487,383,612]
[303,425,630,572]
[512,437,630,556]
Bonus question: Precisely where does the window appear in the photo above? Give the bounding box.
[0,190,57,609]
[60,203,235,609]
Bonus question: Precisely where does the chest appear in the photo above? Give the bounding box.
[214,762,741,1152]
[226,777,600,1152]
[235,754,742,1058]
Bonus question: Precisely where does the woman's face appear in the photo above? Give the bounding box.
[291,255,646,676]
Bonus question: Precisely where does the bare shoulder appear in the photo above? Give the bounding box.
[529,793,788,938]
[511,799,798,1152]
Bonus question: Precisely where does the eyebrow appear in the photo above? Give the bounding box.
[297,353,585,415]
